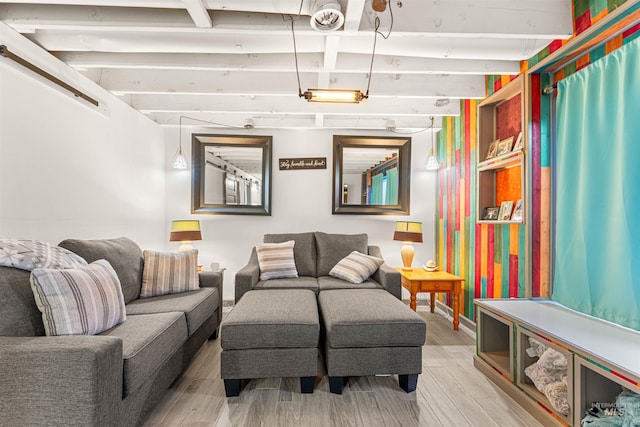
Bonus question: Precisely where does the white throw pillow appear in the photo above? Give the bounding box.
[329,251,383,284]
[30,259,126,336]
[255,240,298,280]
[140,250,199,298]
[0,238,87,271]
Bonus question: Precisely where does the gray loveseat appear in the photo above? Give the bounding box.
[235,231,401,302]
[0,237,223,426]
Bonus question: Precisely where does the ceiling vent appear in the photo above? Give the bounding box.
[310,1,344,32]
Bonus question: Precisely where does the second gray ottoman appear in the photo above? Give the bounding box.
[220,289,319,397]
[319,289,426,394]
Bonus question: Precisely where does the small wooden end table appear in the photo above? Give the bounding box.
[395,268,464,331]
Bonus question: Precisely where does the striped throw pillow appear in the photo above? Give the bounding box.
[140,250,199,298]
[29,259,126,336]
[329,251,384,284]
[255,240,298,281]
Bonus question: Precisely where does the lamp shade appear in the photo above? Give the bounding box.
[393,221,423,243]
[169,220,202,242]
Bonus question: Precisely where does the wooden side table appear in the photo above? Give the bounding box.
[395,268,464,331]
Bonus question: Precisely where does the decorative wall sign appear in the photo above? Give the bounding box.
[279,157,327,170]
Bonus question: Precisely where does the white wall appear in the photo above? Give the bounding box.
[0,25,166,249]
[165,127,438,302]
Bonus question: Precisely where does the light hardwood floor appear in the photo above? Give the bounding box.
[143,307,542,427]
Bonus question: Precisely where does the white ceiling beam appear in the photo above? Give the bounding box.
[56,51,520,75]
[0,2,572,38]
[148,112,450,129]
[94,69,485,99]
[182,0,212,28]
[25,29,553,60]
[129,94,461,116]
[362,0,573,39]
[343,0,366,32]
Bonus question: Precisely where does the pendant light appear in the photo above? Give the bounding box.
[173,116,188,169]
[426,116,440,170]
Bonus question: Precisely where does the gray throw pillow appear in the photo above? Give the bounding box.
[329,251,383,284]
[0,238,87,271]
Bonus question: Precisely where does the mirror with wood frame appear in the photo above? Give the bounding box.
[332,135,411,215]
[192,134,272,215]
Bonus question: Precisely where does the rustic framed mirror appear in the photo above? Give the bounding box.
[332,135,411,215]
[192,134,272,215]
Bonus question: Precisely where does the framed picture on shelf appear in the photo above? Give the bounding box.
[495,137,514,156]
[485,140,499,160]
[511,199,523,221]
[483,206,500,220]
[512,132,524,152]
[498,200,514,221]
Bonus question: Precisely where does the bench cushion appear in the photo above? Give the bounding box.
[253,276,319,293]
[126,287,218,336]
[100,312,187,397]
[221,289,319,350]
[318,276,383,292]
[319,289,425,348]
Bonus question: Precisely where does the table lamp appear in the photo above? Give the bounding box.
[169,220,202,252]
[393,221,423,270]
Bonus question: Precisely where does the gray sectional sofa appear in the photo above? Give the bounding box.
[234,231,402,302]
[0,237,223,426]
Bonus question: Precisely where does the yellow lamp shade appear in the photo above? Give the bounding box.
[169,220,202,243]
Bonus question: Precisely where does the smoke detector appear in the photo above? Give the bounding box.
[310,1,344,32]
[243,119,255,130]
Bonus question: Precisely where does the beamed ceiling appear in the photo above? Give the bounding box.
[0,0,573,130]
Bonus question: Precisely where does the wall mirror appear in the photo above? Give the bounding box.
[192,134,272,215]
[333,135,411,215]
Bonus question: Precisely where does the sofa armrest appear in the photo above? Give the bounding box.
[199,270,224,327]
[234,247,260,303]
[368,245,402,299]
[0,335,123,426]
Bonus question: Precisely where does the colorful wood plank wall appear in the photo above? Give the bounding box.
[435,0,638,321]
[435,100,527,321]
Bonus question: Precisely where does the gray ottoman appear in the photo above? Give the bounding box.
[220,289,319,397]
[319,289,426,394]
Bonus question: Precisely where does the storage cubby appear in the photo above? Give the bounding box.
[477,75,526,224]
[517,328,573,425]
[476,307,513,380]
[574,355,640,426]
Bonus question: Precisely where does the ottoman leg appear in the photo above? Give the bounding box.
[329,376,346,394]
[300,376,315,393]
[224,379,242,397]
[398,374,418,393]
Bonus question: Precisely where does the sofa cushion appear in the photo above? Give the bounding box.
[329,251,384,284]
[59,237,143,304]
[264,232,317,277]
[253,276,319,294]
[100,312,187,397]
[0,266,45,336]
[221,289,319,350]
[0,238,87,271]
[126,287,218,336]
[140,250,199,298]
[314,232,368,277]
[318,276,383,292]
[319,289,426,348]
[255,241,298,281]
[30,260,126,336]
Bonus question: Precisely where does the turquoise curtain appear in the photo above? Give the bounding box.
[370,173,383,204]
[385,167,399,205]
[552,38,640,331]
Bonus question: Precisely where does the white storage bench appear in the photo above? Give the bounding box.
[474,298,640,426]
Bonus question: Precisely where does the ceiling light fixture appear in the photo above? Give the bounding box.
[426,116,440,170]
[173,116,189,169]
[309,0,344,32]
[290,4,389,104]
